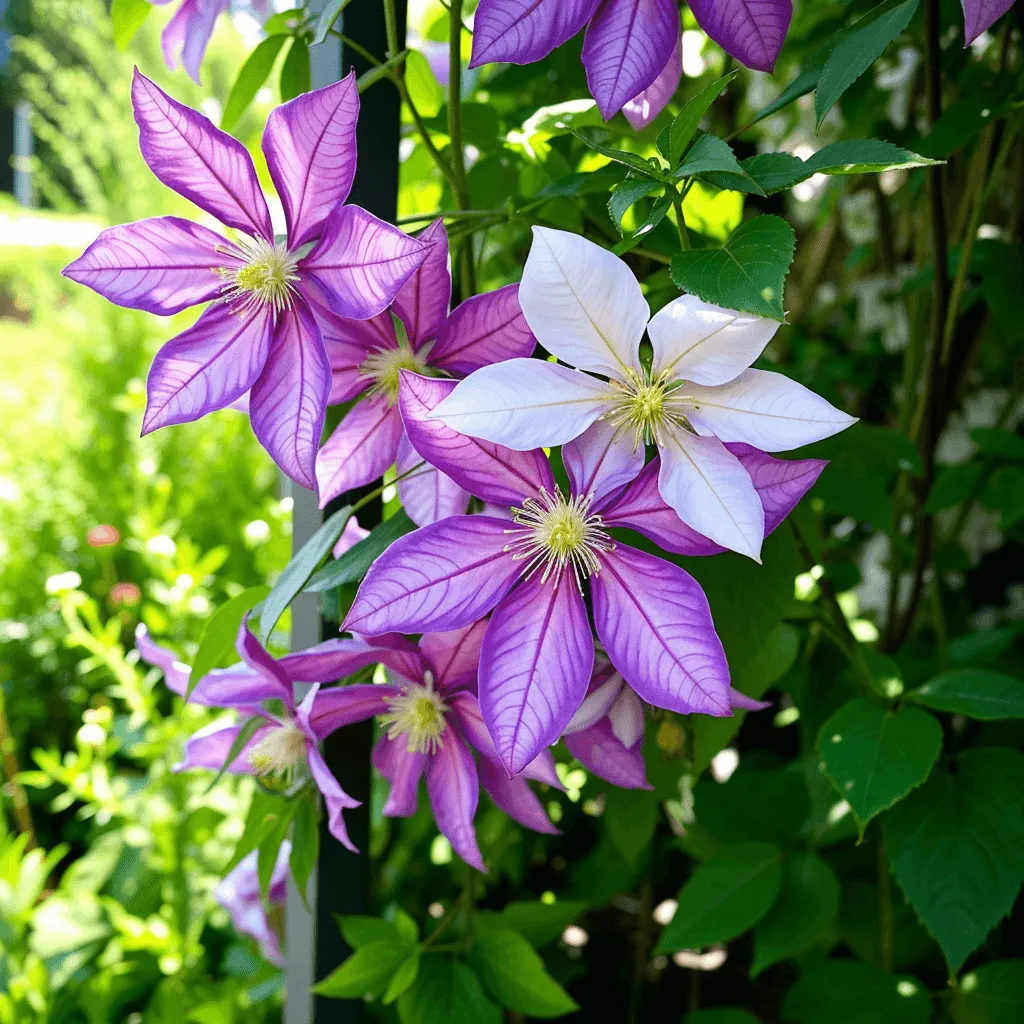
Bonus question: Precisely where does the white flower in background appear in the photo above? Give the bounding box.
[429,227,856,560]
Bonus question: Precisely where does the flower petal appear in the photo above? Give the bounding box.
[131,70,272,239]
[344,517,522,636]
[478,758,558,833]
[333,515,370,557]
[393,219,451,348]
[688,0,792,73]
[399,372,556,505]
[313,297,395,402]
[188,665,292,708]
[161,0,226,84]
[143,303,274,434]
[284,634,426,686]
[250,298,331,490]
[727,443,827,535]
[623,35,681,130]
[962,0,1015,45]
[593,544,731,716]
[299,205,427,320]
[521,226,648,378]
[480,575,594,777]
[470,0,600,66]
[263,74,359,248]
[658,430,765,561]
[564,720,651,789]
[396,433,470,528]
[303,683,402,740]
[306,744,360,852]
[563,419,644,504]
[647,295,779,385]
[428,358,616,451]
[428,283,537,375]
[608,686,645,748]
[316,396,402,508]
[176,719,268,774]
[372,735,427,817]
[426,731,486,871]
[62,216,226,314]
[236,619,293,695]
[421,619,490,693]
[582,0,680,120]
[135,625,191,696]
[563,661,624,734]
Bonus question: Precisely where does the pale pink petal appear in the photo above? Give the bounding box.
[623,35,681,130]
[607,686,645,748]
[332,515,370,557]
[396,432,470,528]
[161,0,227,84]
[564,720,651,789]
[426,731,486,871]
[563,666,625,734]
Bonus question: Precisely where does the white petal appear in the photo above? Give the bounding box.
[428,357,617,451]
[685,368,858,452]
[520,226,648,379]
[647,295,780,385]
[564,671,625,736]
[608,687,644,749]
[658,431,765,561]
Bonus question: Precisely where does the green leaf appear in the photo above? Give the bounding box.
[751,854,840,976]
[257,799,295,897]
[695,765,810,847]
[925,463,985,513]
[289,796,319,910]
[782,960,932,1024]
[818,699,942,833]
[907,669,1024,720]
[816,0,921,127]
[188,585,269,698]
[676,135,765,196]
[982,466,1024,526]
[206,714,265,793]
[971,427,1024,461]
[222,35,289,133]
[747,45,830,126]
[952,960,1024,1024]
[670,215,795,320]
[393,908,420,945]
[111,0,151,49]
[884,747,1024,974]
[399,958,502,1024]
[492,900,588,947]
[304,510,414,592]
[685,1012,761,1024]
[468,928,578,1017]
[660,73,737,168]
[225,791,293,874]
[383,949,420,1005]
[405,50,444,118]
[280,37,311,103]
[603,786,660,861]
[314,939,412,999]
[570,128,666,180]
[260,504,353,639]
[608,179,660,231]
[338,915,402,950]
[612,195,672,256]
[656,842,783,952]
[313,0,354,45]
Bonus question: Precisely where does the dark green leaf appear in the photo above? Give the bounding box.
[884,747,1024,974]
[289,796,319,910]
[660,72,737,167]
[305,510,414,592]
[982,466,1024,525]
[747,46,830,126]
[695,765,810,846]
[676,135,765,196]
[570,128,666,179]
[222,35,289,133]
[971,428,1024,461]
[111,0,151,50]
[685,1011,761,1024]
[818,699,942,833]
[670,215,795,320]
[188,585,269,697]
[313,0,353,45]
[260,504,353,639]
[313,939,411,998]
[338,915,402,950]
[782,960,932,1024]
[656,842,783,952]
[612,195,673,256]
[925,463,985,513]
[492,900,588,947]
[399,957,502,1024]
[951,959,1024,1024]
[907,669,1024,720]
[603,786,660,861]
[280,37,312,103]
[608,179,660,231]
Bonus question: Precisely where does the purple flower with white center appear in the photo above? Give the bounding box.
[470,1,793,123]
[343,373,824,776]
[428,228,855,561]
[214,841,289,967]
[63,72,427,489]
[962,0,1016,44]
[314,220,536,523]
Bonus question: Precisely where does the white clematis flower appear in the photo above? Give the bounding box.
[429,227,856,561]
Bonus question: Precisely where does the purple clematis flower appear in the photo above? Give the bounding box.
[214,841,289,967]
[962,0,1016,43]
[314,220,536,523]
[343,373,824,776]
[63,72,427,489]
[429,228,855,561]
[470,1,793,122]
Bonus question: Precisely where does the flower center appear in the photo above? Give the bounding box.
[218,237,300,315]
[380,672,449,754]
[505,487,614,591]
[360,342,429,406]
[247,722,307,786]
[606,369,692,449]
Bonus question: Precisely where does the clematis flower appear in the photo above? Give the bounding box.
[214,841,289,967]
[962,0,1016,44]
[343,373,824,776]
[428,228,855,561]
[470,1,792,122]
[63,73,427,489]
[314,220,536,523]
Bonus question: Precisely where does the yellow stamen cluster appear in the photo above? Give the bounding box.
[360,341,430,406]
[605,369,693,450]
[247,722,308,787]
[505,487,614,592]
[381,672,449,754]
[218,237,300,315]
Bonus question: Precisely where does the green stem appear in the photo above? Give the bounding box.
[447,0,476,298]
[670,185,691,250]
[350,459,426,515]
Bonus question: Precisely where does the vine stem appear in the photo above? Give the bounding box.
[447,0,476,298]
[670,185,691,250]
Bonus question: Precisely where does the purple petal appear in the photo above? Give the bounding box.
[214,843,288,966]
[582,0,680,120]
[186,665,289,709]
[62,216,226,314]
[314,298,394,402]
[607,686,645,747]
[564,720,651,789]
[470,0,600,67]
[281,635,426,687]
[302,683,403,740]
[623,34,681,130]
[688,0,792,73]
[236,619,293,696]
[479,758,558,833]
[299,205,428,320]
[593,544,732,716]
[421,619,489,693]
[398,372,555,506]
[250,298,330,490]
[728,443,827,536]
[563,419,644,504]
[730,687,772,712]
[344,516,522,636]
[131,70,272,239]
[142,303,274,434]
[333,515,370,557]
[316,396,402,508]
[962,0,1016,44]
[393,219,451,348]
[176,718,269,774]
[263,74,359,248]
[373,735,427,816]
[306,743,361,852]
[428,284,537,376]
[161,0,227,84]
[425,730,485,871]
[563,660,624,734]
[135,625,190,696]
[480,575,594,777]
[396,433,471,528]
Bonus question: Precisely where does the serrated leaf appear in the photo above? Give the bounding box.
[884,747,1024,974]
[222,35,289,133]
[399,958,502,1024]
[304,510,414,592]
[656,842,783,952]
[660,72,737,168]
[289,796,319,911]
[612,195,672,256]
[111,0,151,50]
[748,45,830,126]
[818,699,942,833]
[188,586,269,698]
[313,939,411,998]
[608,179,660,231]
[907,670,1024,720]
[670,215,795,320]
[280,36,311,103]
[570,128,666,180]
[951,959,1024,1024]
[676,135,765,196]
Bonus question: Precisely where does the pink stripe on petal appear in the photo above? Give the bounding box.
[304,684,402,740]
[470,0,600,67]
[393,219,451,348]
[426,730,485,871]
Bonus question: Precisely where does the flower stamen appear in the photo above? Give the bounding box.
[381,671,449,754]
[604,369,693,450]
[360,341,429,406]
[218,237,300,315]
[247,722,308,787]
